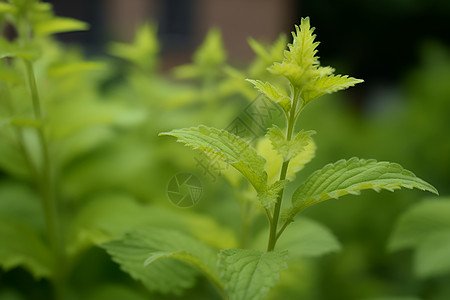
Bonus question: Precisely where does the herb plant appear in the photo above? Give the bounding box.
[160,17,438,299]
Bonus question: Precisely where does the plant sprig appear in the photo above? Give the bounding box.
[160,17,437,299]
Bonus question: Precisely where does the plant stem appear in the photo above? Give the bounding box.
[24,59,65,299]
[266,87,300,251]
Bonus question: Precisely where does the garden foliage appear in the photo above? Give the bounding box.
[0,1,446,300]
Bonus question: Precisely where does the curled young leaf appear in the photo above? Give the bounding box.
[267,125,315,162]
[266,17,363,106]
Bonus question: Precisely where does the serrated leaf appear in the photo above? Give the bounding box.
[265,17,362,102]
[0,217,52,278]
[257,180,287,210]
[388,198,450,252]
[252,218,341,258]
[268,17,319,87]
[34,17,89,36]
[246,80,290,113]
[160,126,267,192]
[302,74,363,104]
[267,126,315,161]
[285,158,438,221]
[414,229,450,278]
[218,248,288,300]
[102,227,220,295]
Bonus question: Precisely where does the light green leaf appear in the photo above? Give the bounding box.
[302,74,363,104]
[0,217,52,278]
[268,17,319,87]
[257,180,287,210]
[34,17,89,36]
[414,229,450,278]
[275,218,341,258]
[0,2,16,14]
[102,227,220,295]
[47,61,105,77]
[267,126,315,162]
[194,28,226,68]
[388,198,450,252]
[160,126,267,192]
[246,80,290,113]
[174,28,226,79]
[257,136,315,184]
[218,248,288,300]
[247,34,287,77]
[109,23,159,71]
[10,117,41,129]
[265,17,363,102]
[285,158,438,221]
[0,39,41,60]
[252,218,341,258]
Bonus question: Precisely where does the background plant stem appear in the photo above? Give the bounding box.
[24,59,65,300]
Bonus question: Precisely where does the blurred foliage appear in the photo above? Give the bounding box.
[0,1,449,300]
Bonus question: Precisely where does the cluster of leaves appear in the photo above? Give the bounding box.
[0,1,445,300]
[160,17,438,299]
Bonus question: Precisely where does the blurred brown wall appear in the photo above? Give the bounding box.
[103,0,296,67]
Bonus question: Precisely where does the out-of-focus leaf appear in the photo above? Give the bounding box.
[10,117,41,129]
[0,39,41,60]
[34,17,89,36]
[0,217,51,278]
[218,248,287,300]
[0,181,44,231]
[47,61,105,77]
[85,284,151,300]
[102,227,220,295]
[109,23,159,71]
[363,297,421,300]
[252,217,341,258]
[0,133,30,178]
[388,199,450,251]
[414,229,450,278]
[67,194,236,256]
[0,2,16,14]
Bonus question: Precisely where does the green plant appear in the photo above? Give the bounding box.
[159,17,438,299]
[0,1,442,298]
